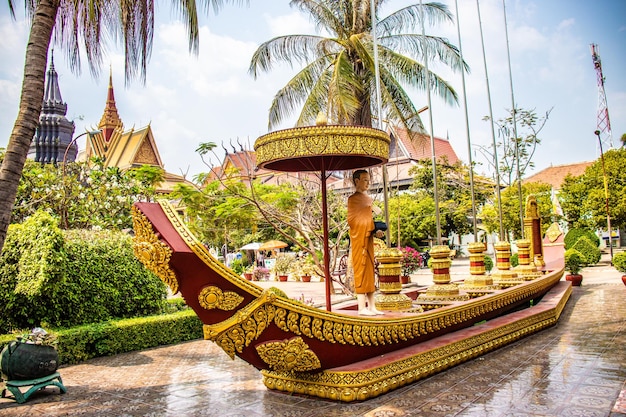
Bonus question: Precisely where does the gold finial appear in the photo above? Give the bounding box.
[315,112,328,125]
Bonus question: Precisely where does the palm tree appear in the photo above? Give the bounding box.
[249,0,467,131]
[0,0,244,253]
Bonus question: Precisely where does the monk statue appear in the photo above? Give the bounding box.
[347,169,385,316]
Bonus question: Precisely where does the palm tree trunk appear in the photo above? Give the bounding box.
[0,0,58,253]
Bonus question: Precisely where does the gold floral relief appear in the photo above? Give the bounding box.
[131,206,179,294]
[256,337,321,372]
[198,286,244,311]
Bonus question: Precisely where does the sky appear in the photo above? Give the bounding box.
[1,0,625,182]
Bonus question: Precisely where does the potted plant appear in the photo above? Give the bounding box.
[400,246,422,284]
[0,328,58,381]
[564,248,583,286]
[272,253,294,281]
[252,266,269,281]
[243,266,254,281]
[613,251,626,286]
[295,256,317,282]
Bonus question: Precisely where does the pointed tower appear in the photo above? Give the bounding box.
[29,54,76,164]
[98,68,124,142]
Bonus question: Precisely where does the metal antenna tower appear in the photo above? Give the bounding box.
[590,43,613,150]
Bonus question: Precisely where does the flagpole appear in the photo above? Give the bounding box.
[502,0,524,238]
[371,0,391,243]
[454,0,477,241]
[477,0,504,241]
[421,0,442,245]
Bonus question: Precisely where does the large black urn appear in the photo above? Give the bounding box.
[1,341,58,381]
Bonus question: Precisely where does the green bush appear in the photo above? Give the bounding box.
[484,255,494,272]
[0,310,203,365]
[613,252,626,274]
[564,249,583,275]
[510,253,519,268]
[564,228,600,249]
[570,236,601,266]
[0,211,167,333]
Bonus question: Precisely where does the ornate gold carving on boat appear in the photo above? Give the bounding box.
[198,286,244,311]
[256,337,321,372]
[131,206,179,294]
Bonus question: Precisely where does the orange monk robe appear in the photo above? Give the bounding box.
[347,192,376,294]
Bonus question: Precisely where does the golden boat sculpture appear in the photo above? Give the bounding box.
[132,200,570,402]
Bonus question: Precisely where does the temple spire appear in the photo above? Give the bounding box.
[28,51,76,164]
[98,67,123,142]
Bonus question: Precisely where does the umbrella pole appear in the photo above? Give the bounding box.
[321,169,332,312]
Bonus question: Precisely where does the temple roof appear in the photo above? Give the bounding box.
[523,161,594,190]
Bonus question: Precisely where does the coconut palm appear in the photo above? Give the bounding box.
[249,0,467,131]
[0,0,245,253]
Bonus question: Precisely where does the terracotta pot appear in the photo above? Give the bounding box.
[400,275,410,284]
[566,274,583,286]
[244,273,253,281]
[278,275,289,282]
[301,275,311,282]
[621,275,626,286]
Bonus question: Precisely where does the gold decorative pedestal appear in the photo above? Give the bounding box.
[374,247,413,311]
[459,242,500,297]
[513,239,542,280]
[417,245,469,307]
[491,241,524,288]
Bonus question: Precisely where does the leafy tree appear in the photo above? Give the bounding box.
[560,148,626,232]
[388,192,436,247]
[0,0,245,254]
[408,158,492,244]
[9,157,157,230]
[249,0,467,133]
[176,145,351,276]
[479,107,552,186]
[499,182,553,239]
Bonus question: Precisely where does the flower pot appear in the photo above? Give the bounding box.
[621,275,626,287]
[278,275,289,282]
[400,275,410,284]
[0,341,58,381]
[301,275,311,282]
[566,274,583,286]
[244,273,253,281]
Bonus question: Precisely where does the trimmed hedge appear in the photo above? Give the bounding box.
[570,236,601,266]
[0,310,203,366]
[613,251,626,274]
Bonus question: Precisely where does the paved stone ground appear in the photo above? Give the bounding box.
[1,253,624,416]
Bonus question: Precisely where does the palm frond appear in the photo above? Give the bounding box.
[248,34,332,77]
[378,2,453,36]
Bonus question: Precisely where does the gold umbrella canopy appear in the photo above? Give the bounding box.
[259,240,289,251]
[254,124,389,172]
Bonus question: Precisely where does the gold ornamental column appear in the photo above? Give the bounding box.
[417,245,469,305]
[491,241,523,288]
[512,239,541,280]
[374,247,413,311]
[460,242,499,297]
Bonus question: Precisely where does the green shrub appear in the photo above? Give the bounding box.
[0,211,167,333]
[613,252,626,274]
[570,236,601,266]
[484,255,494,272]
[564,228,600,249]
[510,253,519,268]
[564,249,583,275]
